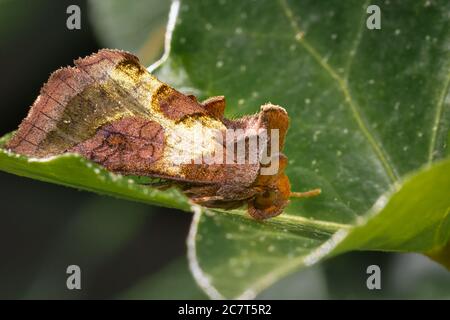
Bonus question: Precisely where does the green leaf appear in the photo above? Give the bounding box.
[188,159,450,298]
[0,135,191,212]
[154,0,449,298]
[333,160,450,254]
[0,0,449,300]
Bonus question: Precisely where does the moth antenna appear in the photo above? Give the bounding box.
[290,188,321,199]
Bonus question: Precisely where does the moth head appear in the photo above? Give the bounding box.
[248,173,291,220]
[248,153,290,219]
[249,153,321,220]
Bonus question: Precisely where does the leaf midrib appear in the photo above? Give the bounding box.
[214,208,352,233]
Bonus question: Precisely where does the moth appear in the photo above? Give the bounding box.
[5,49,320,219]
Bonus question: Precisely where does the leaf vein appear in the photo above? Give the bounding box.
[343,0,370,80]
[277,0,399,183]
[428,72,450,163]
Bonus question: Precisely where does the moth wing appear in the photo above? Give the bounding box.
[6,49,234,184]
[6,49,210,157]
[6,49,158,157]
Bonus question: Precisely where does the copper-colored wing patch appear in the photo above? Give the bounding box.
[201,96,226,119]
[70,117,164,174]
[155,85,207,121]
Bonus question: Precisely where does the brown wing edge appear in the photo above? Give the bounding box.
[5,49,140,157]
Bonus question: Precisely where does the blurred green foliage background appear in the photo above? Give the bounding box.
[0,0,448,299]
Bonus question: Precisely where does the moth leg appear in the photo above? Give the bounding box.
[136,178,173,190]
[144,182,173,190]
[201,96,226,119]
[191,195,226,202]
[182,184,218,196]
